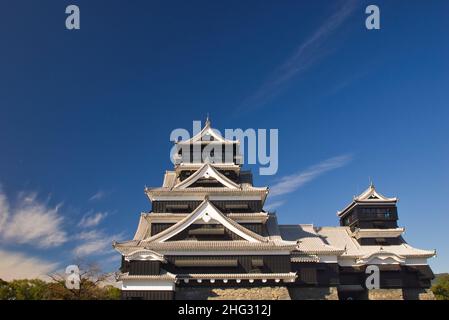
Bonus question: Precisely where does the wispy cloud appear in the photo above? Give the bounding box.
[0,185,122,280]
[78,211,108,228]
[270,154,352,197]
[0,187,9,232]
[74,230,103,241]
[0,249,58,281]
[264,200,286,211]
[241,0,357,109]
[74,209,118,257]
[0,190,67,248]
[72,231,123,257]
[89,190,106,201]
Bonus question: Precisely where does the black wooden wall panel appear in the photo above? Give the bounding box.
[150,222,266,237]
[338,265,433,289]
[121,290,173,300]
[129,261,161,275]
[152,200,262,213]
[163,255,291,274]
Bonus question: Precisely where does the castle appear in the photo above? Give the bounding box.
[113,120,435,300]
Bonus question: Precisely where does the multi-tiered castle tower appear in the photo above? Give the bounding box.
[113,120,435,300]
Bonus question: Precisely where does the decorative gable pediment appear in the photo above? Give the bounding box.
[338,183,398,217]
[142,200,265,243]
[125,249,166,262]
[356,250,405,265]
[178,119,237,144]
[173,164,239,189]
[355,184,397,202]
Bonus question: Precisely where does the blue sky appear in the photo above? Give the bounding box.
[0,0,448,279]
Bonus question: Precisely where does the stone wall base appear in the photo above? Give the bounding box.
[403,288,435,300]
[368,289,403,300]
[175,286,435,300]
[175,286,291,300]
[288,287,338,300]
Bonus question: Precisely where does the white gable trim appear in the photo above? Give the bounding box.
[351,228,405,239]
[173,164,239,190]
[143,200,263,243]
[178,121,236,144]
[356,251,405,265]
[122,279,175,291]
[149,195,264,201]
[355,184,397,202]
[337,184,398,217]
[125,249,166,262]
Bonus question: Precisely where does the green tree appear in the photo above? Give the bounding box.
[432,274,449,300]
[0,278,14,300]
[48,261,120,300]
[0,279,51,300]
[102,285,121,300]
[7,279,50,300]
[0,262,121,300]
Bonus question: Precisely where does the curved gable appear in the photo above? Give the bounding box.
[173,164,240,189]
[142,200,265,243]
[357,251,406,265]
[178,120,237,144]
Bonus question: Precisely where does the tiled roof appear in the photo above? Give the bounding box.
[290,253,320,263]
[176,163,240,172]
[113,240,297,255]
[337,184,398,217]
[146,185,268,193]
[143,212,268,223]
[316,226,435,258]
[177,272,297,280]
[119,272,297,281]
[119,271,176,281]
[279,224,344,254]
[265,214,283,242]
[172,163,240,189]
[351,228,405,239]
[354,184,397,202]
[162,171,177,188]
[133,215,150,241]
[176,119,238,145]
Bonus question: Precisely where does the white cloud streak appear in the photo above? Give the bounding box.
[0,191,67,248]
[89,190,106,201]
[0,187,9,232]
[78,212,108,228]
[264,200,286,211]
[270,154,352,197]
[0,249,58,281]
[241,0,357,109]
[0,186,122,279]
[72,231,122,258]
